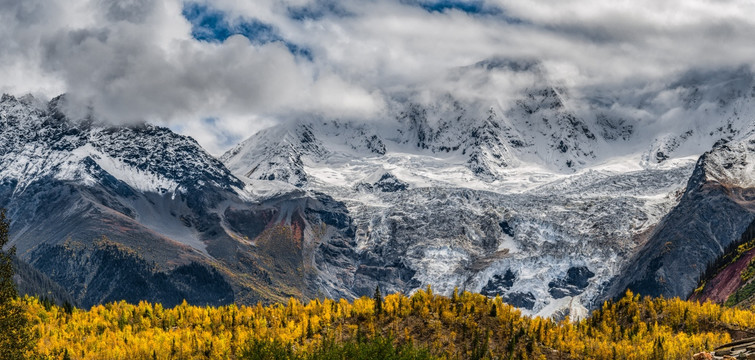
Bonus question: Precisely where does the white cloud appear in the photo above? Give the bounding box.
[1,0,754,154]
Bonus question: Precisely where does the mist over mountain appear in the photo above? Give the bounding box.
[3,0,755,154]
[218,63,755,316]
[2,58,755,318]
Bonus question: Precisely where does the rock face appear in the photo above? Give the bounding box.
[694,337,755,359]
[355,173,408,193]
[548,266,595,299]
[605,141,755,301]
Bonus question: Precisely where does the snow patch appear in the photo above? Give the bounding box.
[72,144,180,194]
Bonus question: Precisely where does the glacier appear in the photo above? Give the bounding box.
[221,63,755,317]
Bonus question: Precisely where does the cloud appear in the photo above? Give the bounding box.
[101,0,156,23]
[1,0,754,154]
[0,0,388,153]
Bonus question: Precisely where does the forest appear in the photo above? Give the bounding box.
[6,287,755,360]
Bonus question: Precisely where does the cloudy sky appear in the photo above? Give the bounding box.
[1,0,754,154]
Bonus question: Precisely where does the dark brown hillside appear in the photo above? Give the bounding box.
[691,218,755,307]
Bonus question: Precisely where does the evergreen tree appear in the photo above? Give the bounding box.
[0,210,16,302]
[0,209,34,359]
[374,285,383,317]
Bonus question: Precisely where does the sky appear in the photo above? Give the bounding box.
[1,0,754,155]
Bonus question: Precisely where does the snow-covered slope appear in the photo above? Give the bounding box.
[0,94,246,254]
[0,94,241,196]
[223,64,755,317]
[0,94,359,307]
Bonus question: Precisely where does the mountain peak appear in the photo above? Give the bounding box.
[1,95,242,197]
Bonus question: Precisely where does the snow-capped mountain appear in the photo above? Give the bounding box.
[222,60,607,186]
[222,63,755,317]
[1,94,242,255]
[0,94,356,307]
[4,62,755,317]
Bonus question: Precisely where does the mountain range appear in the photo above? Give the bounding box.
[3,61,755,317]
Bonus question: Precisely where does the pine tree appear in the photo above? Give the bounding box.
[373,285,383,317]
[0,210,16,302]
[0,209,34,359]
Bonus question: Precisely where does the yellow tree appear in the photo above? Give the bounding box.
[0,209,34,360]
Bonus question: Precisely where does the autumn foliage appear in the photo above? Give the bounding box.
[17,286,755,359]
[0,209,34,360]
